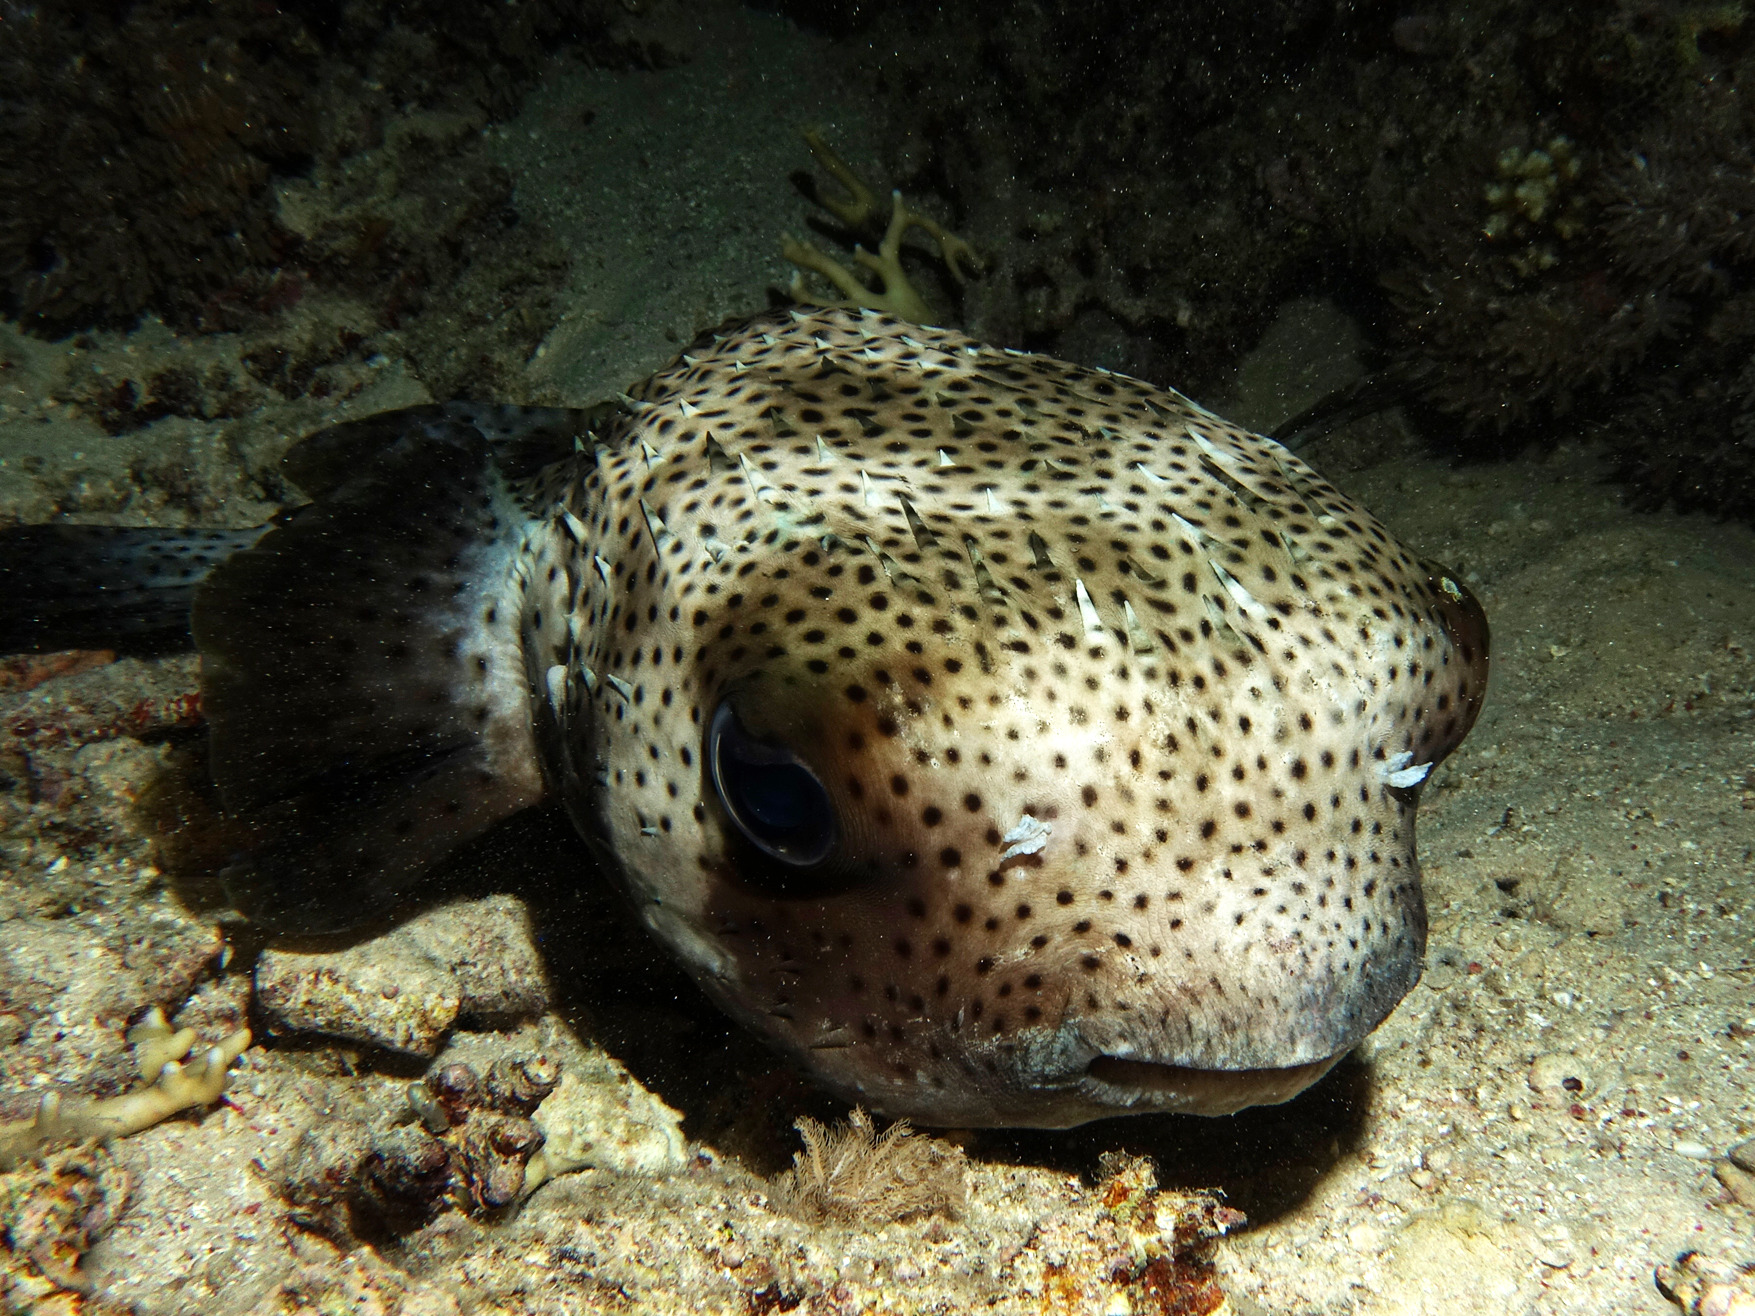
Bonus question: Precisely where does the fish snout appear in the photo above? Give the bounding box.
[695,675,1427,1126]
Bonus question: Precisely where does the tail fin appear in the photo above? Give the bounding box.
[0,525,268,654]
[1269,372,1412,452]
[193,404,589,933]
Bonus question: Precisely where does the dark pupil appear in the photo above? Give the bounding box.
[736,762,818,831]
[708,701,835,866]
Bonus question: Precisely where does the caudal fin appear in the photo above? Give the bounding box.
[194,404,590,933]
[0,525,267,654]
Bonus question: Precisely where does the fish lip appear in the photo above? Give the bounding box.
[1078,1052,1344,1116]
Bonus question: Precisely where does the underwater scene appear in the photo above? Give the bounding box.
[0,1,1752,1312]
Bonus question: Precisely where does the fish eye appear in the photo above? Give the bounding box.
[706,700,837,866]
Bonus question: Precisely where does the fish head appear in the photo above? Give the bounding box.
[546,309,1489,1127]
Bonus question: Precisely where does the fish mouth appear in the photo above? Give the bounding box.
[1081,1052,1344,1117]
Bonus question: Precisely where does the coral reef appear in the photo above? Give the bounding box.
[0,0,660,340]
[0,0,316,336]
[835,0,1755,515]
[852,0,1366,386]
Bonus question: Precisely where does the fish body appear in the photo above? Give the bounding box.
[5,308,1490,1127]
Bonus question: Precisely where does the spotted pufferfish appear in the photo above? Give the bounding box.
[0,307,1489,1128]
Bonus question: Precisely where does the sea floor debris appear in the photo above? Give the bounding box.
[1656,1252,1755,1316]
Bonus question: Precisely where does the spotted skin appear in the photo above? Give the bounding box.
[512,307,1489,1128]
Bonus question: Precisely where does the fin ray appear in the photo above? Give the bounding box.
[194,410,562,932]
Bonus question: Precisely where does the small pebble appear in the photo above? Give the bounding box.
[1675,1140,1714,1160]
[1716,1159,1755,1209]
[1730,1138,1755,1174]
[1528,1053,1590,1096]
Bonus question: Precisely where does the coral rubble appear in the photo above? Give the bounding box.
[0,1146,131,1309]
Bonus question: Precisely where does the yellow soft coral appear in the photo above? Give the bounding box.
[0,1008,251,1168]
[782,129,985,325]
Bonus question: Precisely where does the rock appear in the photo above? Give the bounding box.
[256,934,461,1057]
[0,910,222,1094]
[430,1018,687,1184]
[280,1121,373,1235]
[1655,1252,1755,1316]
[1527,1053,1591,1098]
[530,1065,688,1180]
[1715,1159,1755,1210]
[1729,1137,1755,1174]
[254,895,549,1057]
[399,894,549,1025]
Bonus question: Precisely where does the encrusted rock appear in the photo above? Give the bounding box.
[526,1064,687,1183]
[1656,1252,1755,1316]
[0,911,222,1094]
[254,895,549,1057]
[281,1121,374,1237]
[426,1021,687,1192]
[361,1125,454,1225]
[456,1112,545,1210]
[403,895,549,1025]
[0,1147,130,1300]
[484,1055,562,1116]
[255,934,461,1057]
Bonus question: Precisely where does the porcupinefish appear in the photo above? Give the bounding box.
[0,307,1488,1128]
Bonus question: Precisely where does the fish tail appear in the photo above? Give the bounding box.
[0,524,268,655]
